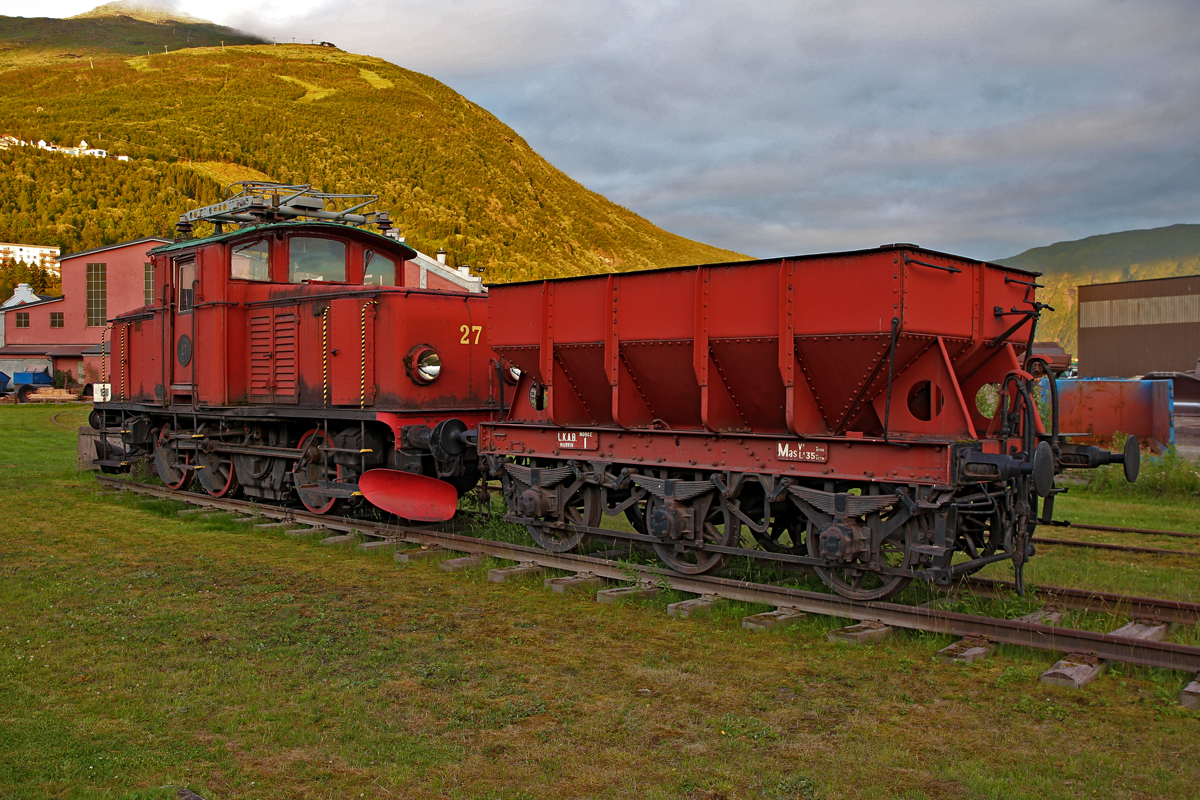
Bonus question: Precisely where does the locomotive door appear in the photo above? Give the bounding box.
[329,298,376,407]
[171,257,196,393]
[247,307,300,404]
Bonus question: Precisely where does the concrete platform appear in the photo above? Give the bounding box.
[545,572,604,595]
[667,594,720,619]
[828,620,892,644]
[320,534,359,548]
[394,546,444,563]
[439,554,485,572]
[935,635,994,664]
[356,540,400,555]
[253,521,293,530]
[596,582,659,604]
[742,607,805,632]
[1040,619,1167,689]
[1181,675,1200,709]
[488,562,544,583]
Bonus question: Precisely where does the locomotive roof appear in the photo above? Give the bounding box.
[148,220,419,260]
[491,243,1040,288]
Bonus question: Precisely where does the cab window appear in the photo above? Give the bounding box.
[363,249,396,286]
[289,237,346,283]
[177,260,196,313]
[231,240,270,281]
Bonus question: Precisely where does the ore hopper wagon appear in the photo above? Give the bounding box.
[479,245,1137,600]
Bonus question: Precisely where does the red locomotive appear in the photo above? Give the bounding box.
[93,183,502,517]
[479,247,1138,599]
[94,186,1137,601]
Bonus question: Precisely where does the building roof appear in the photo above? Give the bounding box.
[58,236,172,262]
[0,295,63,311]
[0,344,90,358]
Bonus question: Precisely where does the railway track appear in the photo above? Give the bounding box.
[93,475,1200,674]
[1031,535,1200,559]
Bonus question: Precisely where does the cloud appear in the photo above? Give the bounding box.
[11,0,1200,259]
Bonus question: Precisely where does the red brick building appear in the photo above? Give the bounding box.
[0,237,169,387]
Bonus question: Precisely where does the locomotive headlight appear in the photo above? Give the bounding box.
[504,361,521,385]
[406,345,442,385]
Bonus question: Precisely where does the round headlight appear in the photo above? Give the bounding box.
[504,362,521,385]
[407,345,442,385]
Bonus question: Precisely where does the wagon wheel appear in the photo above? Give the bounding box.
[196,446,240,499]
[154,426,194,490]
[930,506,1005,577]
[807,515,914,601]
[751,501,807,556]
[292,429,343,515]
[650,493,738,575]
[528,484,602,553]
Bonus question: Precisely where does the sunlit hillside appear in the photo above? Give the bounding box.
[0,34,745,281]
[996,225,1200,355]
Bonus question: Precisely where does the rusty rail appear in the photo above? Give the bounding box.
[93,475,1200,674]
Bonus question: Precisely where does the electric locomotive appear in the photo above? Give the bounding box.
[91,183,506,518]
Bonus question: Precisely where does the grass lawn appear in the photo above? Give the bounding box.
[0,404,1197,800]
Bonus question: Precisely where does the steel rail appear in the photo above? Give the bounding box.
[93,476,1200,673]
[1032,536,1200,559]
[963,577,1200,627]
[1041,520,1200,540]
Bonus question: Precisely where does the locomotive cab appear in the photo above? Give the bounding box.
[93,182,500,519]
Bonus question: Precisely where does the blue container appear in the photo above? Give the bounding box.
[13,369,52,386]
[0,371,8,392]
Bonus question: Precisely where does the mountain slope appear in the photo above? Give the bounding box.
[996,225,1200,355]
[0,42,745,280]
[0,10,266,70]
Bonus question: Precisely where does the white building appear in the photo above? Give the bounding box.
[0,242,61,273]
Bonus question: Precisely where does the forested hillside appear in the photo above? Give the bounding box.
[0,42,745,281]
[996,225,1200,355]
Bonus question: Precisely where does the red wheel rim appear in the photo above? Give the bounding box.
[155,427,193,490]
[293,429,342,514]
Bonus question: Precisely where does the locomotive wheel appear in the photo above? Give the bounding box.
[196,448,240,498]
[527,485,602,553]
[293,429,343,515]
[650,494,738,575]
[154,427,194,490]
[808,518,914,601]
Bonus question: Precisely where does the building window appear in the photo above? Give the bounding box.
[86,262,107,326]
[144,262,154,306]
[50,312,63,328]
[15,312,28,328]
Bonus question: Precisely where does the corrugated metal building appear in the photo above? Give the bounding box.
[1078,274,1200,377]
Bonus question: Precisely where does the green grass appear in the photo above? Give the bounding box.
[1,404,1198,800]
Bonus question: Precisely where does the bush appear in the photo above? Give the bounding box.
[51,369,71,389]
[1074,432,1200,498]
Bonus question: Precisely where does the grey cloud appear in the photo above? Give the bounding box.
[215,0,1200,260]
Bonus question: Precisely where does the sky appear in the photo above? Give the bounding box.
[6,0,1200,260]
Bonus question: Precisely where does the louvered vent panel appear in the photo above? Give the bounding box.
[273,312,297,395]
[248,315,272,396]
